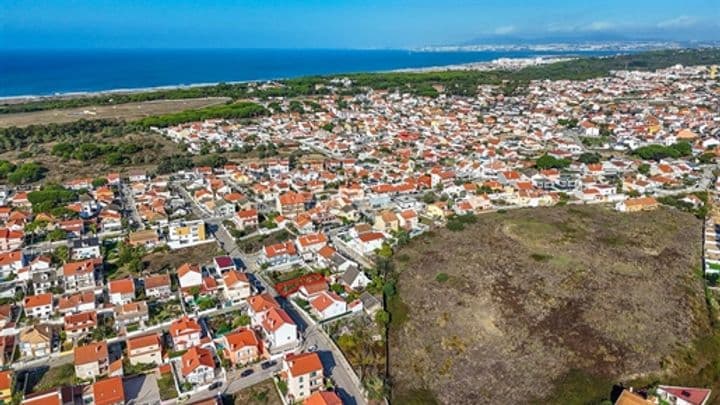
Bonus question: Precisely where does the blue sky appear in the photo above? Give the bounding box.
[2,0,718,49]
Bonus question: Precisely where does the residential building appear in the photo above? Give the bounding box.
[0,370,12,404]
[221,328,263,367]
[63,259,99,292]
[248,293,280,326]
[92,376,125,405]
[22,390,63,405]
[656,385,712,405]
[74,341,109,379]
[261,307,298,351]
[107,278,135,305]
[143,273,172,299]
[304,391,343,405]
[222,270,251,304]
[309,291,347,320]
[71,238,101,260]
[167,220,207,249]
[180,346,216,385]
[128,229,161,249]
[0,229,23,253]
[58,291,97,315]
[64,311,97,339]
[19,325,54,359]
[169,316,202,350]
[178,263,203,291]
[615,196,659,213]
[0,250,26,279]
[339,267,371,291]
[126,334,163,366]
[23,293,53,320]
[281,352,324,402]
[114,301,149,329]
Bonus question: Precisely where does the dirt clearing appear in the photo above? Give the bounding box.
[389,205,710,404]
[0,97,230,127]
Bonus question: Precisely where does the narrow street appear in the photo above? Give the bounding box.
[206,212,368,405]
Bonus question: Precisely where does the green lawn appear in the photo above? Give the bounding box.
[157,374,178,400]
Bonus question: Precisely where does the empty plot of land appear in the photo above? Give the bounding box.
[389,205,709,405]
[233,379,283,405]
[143,243,224,273]
[0,97,230,127]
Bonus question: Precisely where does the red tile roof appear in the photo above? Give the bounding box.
[74,341,108,365]
[127,334,161,351]
[24,293,52,308]
[224,328,259,351]
[169,316,201,337]
[285,352,322,377]
[93,376,125,405]
[108,278,135,294]
[181,346,215,376]
[304,391,342,405]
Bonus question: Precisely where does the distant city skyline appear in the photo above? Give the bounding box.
[2,0,718,49]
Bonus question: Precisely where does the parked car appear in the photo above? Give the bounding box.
[261,360,276,370]
[241,369,254,377]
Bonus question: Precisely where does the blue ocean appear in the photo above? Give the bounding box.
[0,49,618,97]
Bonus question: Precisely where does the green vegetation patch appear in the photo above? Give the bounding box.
[34,364,76,392]
[532,369,613,405]
[136,101,267,127]
[158,374,178,400]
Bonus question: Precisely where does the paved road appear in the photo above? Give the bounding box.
[120,184,143,227]
[12,300,248,373]
[186,362,282,403]
[206,213,368,405]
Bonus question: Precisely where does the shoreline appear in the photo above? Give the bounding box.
[0,53,605,104]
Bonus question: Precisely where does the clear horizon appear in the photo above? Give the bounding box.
[2,0,718,50]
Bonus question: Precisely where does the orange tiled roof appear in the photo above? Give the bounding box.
[285,352,322,377]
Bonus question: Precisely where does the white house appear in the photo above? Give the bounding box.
[178,263,203,291]
[24,294,53,320]
[309,291,347,320]
[248,293,280,326]
[339,267,371,291]
[0,250,26,279]
[656,385,711,405]
[169,316,203,350]
[261,307,298,351]
[107,278,136,306]
[71,238,102,260]
[222,270,252,304]
[281,352,324,402]
[179,346,217,385]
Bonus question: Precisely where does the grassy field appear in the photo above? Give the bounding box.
[389,205,714,405]
[232,380,283,405]
[0,97,230,128]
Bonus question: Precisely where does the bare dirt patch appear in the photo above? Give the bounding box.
[389,205,709,405]
[0,97,230,127]
[233,379,283,405]
[143,243,223,273]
